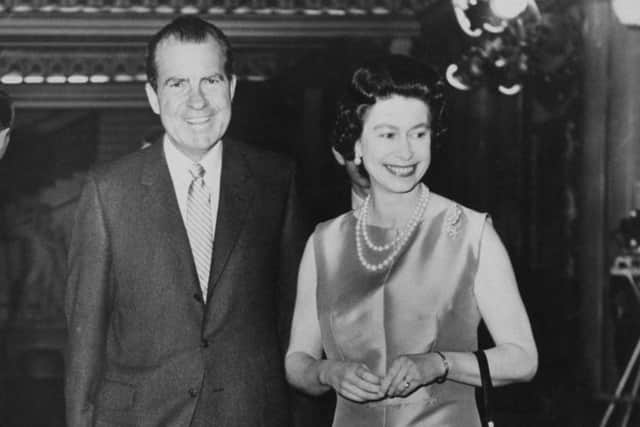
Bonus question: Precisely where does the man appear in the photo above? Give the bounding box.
[330,146,369,210]
[65,16,307,427]
[0,90,14,160]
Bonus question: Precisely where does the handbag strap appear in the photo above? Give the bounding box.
[474,350,495,427]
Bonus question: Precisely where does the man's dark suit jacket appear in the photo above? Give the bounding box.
[65,139,307,427]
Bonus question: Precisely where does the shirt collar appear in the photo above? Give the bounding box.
[163,134,223,188]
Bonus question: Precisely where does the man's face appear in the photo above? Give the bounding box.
[0,128,10,160]
[145,35,236,162]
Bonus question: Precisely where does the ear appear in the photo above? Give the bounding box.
[331,147,346,166]
[145,83,160,115]
[354,139,363,160]
[229,74,237,100]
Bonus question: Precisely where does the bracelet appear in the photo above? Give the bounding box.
[434,351,450,384]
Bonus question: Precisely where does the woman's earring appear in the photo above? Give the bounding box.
[354,155,362,166]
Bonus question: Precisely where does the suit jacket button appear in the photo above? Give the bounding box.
[188,388,198,398]
[201,339,209,348]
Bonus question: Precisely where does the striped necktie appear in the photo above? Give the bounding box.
[186,163,213,298]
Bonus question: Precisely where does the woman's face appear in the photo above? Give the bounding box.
[355,95,432,196]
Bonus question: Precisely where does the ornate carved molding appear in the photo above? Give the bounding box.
[0,15,417,85]
[7,82,148,108]
[0,0,432,16]
[0,0,425,106]
[0,48,294,82]
[2,47,310,108]
[0,15,420,42]
[0,0,427,43]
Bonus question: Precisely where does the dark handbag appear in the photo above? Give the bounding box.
[474,350,495,427]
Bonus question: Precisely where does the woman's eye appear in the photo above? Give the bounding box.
[205,77,221,85]
[410,130,429,139]
[379,132,395,139]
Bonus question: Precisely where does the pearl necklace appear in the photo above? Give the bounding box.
[355,185,430,272]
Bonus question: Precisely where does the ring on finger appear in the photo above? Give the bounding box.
[402,379,410,389]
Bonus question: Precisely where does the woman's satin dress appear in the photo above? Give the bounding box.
[313,192,488,427]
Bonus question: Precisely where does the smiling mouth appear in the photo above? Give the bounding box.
[185,117,211,125]
[384,164,417,177]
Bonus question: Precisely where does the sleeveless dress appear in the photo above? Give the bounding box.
[313,192,488,427]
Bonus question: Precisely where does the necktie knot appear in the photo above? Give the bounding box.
[189,163,206,180]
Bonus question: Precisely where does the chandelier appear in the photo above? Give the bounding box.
[612,0,640,27]
[446,0,541,95]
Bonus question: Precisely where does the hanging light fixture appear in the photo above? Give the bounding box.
[612,0,640,27]
[489,0,529,20]
[447,0,540,95]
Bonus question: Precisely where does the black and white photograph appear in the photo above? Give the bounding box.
[0,0,638,426]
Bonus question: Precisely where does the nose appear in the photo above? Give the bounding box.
[397,135,414,160]
[187,85,207,109]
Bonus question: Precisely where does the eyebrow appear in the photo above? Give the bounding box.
[205,72,226,80]
[162,73,227,87]
[372,122,430,130]
[372,124,398,131]
[162,77,186,87]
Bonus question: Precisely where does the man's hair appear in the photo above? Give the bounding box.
[331,54,447,161]
[146,15,233,90]
[0,90,14,130]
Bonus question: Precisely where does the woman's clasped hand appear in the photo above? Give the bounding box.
[320,353,446,402]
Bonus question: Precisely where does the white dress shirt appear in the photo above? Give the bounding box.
[164,136,222,240]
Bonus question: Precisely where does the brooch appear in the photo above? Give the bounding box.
[444,204,463,238]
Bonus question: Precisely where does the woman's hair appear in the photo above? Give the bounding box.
[331,54,446,161]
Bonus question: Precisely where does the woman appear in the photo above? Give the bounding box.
[285,54,538,426]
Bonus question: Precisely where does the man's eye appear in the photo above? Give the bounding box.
[168,80,184,88]
[205,77,222,85]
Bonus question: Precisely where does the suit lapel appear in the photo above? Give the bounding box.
[207,141,255,300]
[141,142,200,296]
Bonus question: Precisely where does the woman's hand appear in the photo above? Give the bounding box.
[319,360,384,402]
[381,353,444,398]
